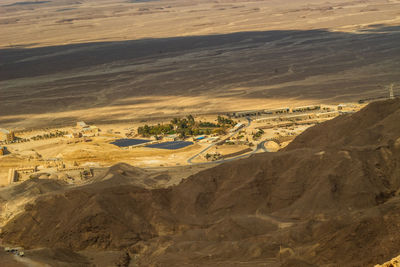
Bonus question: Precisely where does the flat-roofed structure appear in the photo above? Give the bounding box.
[263,107,290,115]
[321,105,337,112]
[230,109,264,118]
[229,123,245,132]
[164,134,179,141]
[15,166,37,174]
[0,128,15,143]
[230,107,291,118]
[194,135,206,141]
[76,121,88,128]
[75,121,99,136]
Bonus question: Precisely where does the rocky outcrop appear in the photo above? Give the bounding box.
[2,99,400,266]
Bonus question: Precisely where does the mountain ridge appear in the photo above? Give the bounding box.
[1,98,400,266]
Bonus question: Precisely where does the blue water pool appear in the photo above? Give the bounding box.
[145,141,193,150]
[111,139,150,147]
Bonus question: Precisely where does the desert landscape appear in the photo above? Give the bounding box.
[1,0,400,266]
[1,0,400,128]
[0,97,400,267]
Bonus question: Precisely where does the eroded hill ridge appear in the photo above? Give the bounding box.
[1,98,400,266]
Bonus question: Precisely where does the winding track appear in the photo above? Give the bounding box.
[187,118,269,165]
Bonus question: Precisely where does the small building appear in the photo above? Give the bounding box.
[0,129,15,143]
[230,110,264,118]
[74,121,99,137]
[229,123,245,133]
[15,166,37,174]
[321,105,337,112]
[76,121,88,129]
[194,135,206,141]
[164,134,179,141]
[76,121,99,136]
[263,107,290,115]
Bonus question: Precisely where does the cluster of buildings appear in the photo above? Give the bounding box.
[75,121,99,136]
[64,121,100,139]
[8,164,94,184]
[8,167,38,184]
[228,104,337,118]
[255,110,339,124]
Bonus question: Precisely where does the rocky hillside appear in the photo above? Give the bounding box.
[375,255,400,267]
[1,98,400,266]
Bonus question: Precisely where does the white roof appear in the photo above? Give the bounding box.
[0,128,10,134]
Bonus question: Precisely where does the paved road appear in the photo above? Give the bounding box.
[187,117,251,164]
[187,118,269,165]
[188,140,268,166]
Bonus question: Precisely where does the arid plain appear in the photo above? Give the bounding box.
[1,0,400,128]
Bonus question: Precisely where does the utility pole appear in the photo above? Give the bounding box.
[389,83,394,99]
